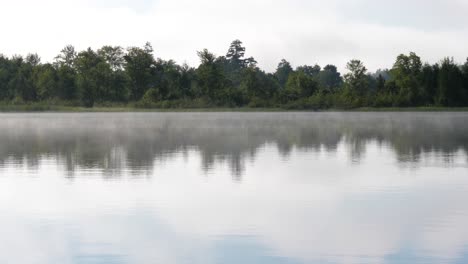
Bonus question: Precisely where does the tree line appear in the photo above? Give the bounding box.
[1,40,468,109]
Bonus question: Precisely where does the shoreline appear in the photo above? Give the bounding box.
[2,105,468,113]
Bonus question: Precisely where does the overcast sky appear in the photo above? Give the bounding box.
[1,0,467,72]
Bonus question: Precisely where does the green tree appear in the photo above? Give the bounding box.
[74,48,104,107]
[275,59,293,88]
[54,45,76,68]
[35,64,57,100]
[239,67,258,105]
[285,70,318,101]
[344,60,368,96]
[53,45,79,101]
[421,63,439,105]
[154,59,183,101]
[98,46,126,71]
[179,64,197,99]
[376,74,385,92]
[462,58,468,98]
[297,65,321,78]
[124,43,156,100]
[317,65,342,93]
[97,46,130,102]
[26,53,41,67]
[56,65,77,100]
[241,68,279,103]
[0,55,16,100]
[196,49,226,103]
[226,39,257,69]
[9,55,36,101]
[390,52,423,106]
[2,42,468,110]
[436,57,465,106]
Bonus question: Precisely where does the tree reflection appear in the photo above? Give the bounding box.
[0,112,467,179]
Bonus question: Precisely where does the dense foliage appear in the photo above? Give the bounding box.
[1,40,468,109]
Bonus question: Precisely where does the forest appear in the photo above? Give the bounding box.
[1,40,468,109]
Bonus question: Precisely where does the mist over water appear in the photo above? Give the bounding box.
[1,112,468,264]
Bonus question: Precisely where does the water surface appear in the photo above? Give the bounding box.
[1,112,468,264]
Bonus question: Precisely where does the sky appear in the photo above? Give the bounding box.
[0,0,467,72]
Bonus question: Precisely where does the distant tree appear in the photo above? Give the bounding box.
[463,58,468,99]
[223,40,258,92]
[421,63,439,105]
[56,65,77,100]
[275,59,293,88]
[26,53,41,67]
[95,46,131,102]
[54,45,77,68]
[297,65,321,78]
[124,42,156,100]
[9,55,37,101]
[226,40,245,67]
[34,64,57,100]
[1,42,468,109]
[226,39,257,69]
[196,49,226,103]
[178,63,196,99]
[390,52,423,106]
[0,55,10,99]
[141,87,161,104]
[375,69,391,80]
[376,74,385,92]
[98,46,126,71]
[154,59,185,100]
[373,74,393,107]
[74,48,104,107]
[384,80,398,94]
[436,57,465,106]
[285,70,318,101]
[344,60,368,96]
[318,65,342,93]
[463,58,468,78]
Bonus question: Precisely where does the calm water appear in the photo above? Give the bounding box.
[1,112,468,264]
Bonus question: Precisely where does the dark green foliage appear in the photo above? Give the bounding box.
[344,60,368,97]
[463,59,468,96]
[242,69,279,104]
[35,63,57,100]
[390,52,423,106]
[421,63,439,105]
[317,65,342,93]
[297,64,321,78]
[124,43,155,101]
[196,49,227,104]
[0,55,15,100]
[226,39,257,70]
[436,58,466,106]
[56,65,77,100]
[284,70,318,101]
[75,48,100,107]
[1,41,468,109]
[376,74,386,93]
[274,59,293,88]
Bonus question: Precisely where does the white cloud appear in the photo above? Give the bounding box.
[0,0,467,72]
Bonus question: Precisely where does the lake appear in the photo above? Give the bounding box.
[1,112,468,264]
